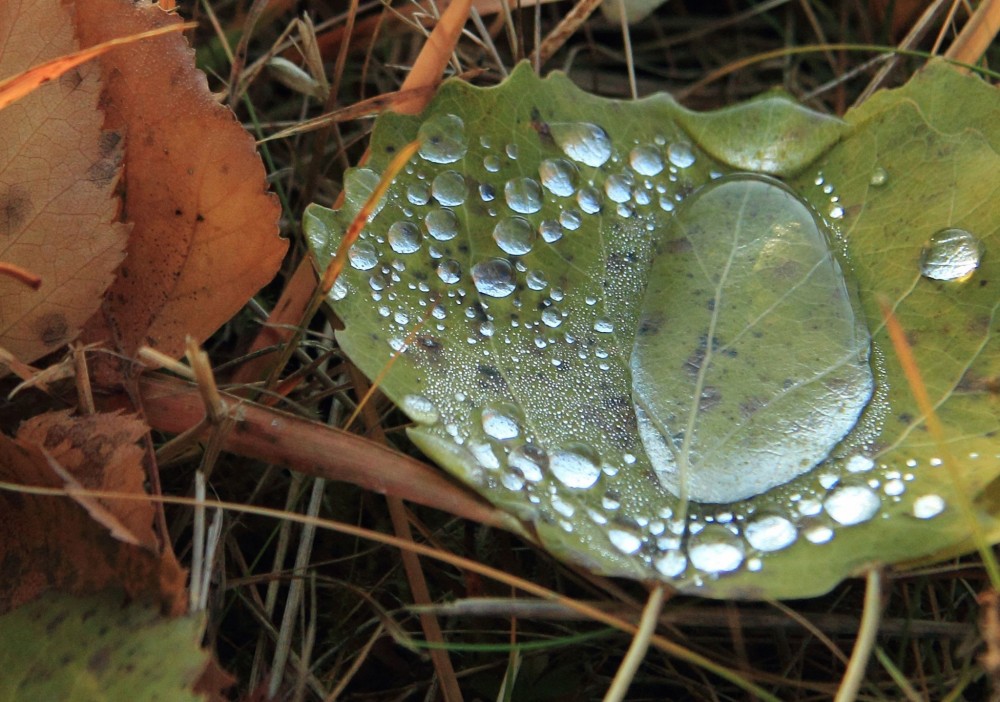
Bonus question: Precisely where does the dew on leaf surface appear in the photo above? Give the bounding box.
[387,221,422,254]
[436,259,461,284]
[913,494,946,519]
[431,170,467,206]
[401,395,439,424]
[538,158,579,197]
[823,484,880,525]
[481,404,522,440]
[471,258,516,298]
[667,142,696,168]
[549,122,612,167]
[869,166,889,187]
[631,174,874,504]
[425,208,459,241]
[418,113,467,164]
[629,145,664,176]
[493,217,535,255]
[687,524,745,573]
[744,514,797,552]
[549,443,602,489]
[508,444,546,483]
[348,240,379,270]
[504,177,543,214]
[919,228,984,281]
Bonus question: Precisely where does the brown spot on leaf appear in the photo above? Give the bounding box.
[1,185,32,236]
[35,312,69,347]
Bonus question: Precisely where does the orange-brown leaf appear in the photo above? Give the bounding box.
[0,0,129,365]
[0,411,186,615]
[77,0,287,368]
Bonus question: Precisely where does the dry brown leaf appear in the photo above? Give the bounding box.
[76,0,287,370]
[0,411,186,615]
[0,0,129,365]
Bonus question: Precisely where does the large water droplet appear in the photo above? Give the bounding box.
[604,174,633,203]
[509,444,546,483]
[550,122,612,167]
[436,259,461,284]
[823,484,880,525]
[493,217,536,255]
[654,551,687,577]
[913,494,945,519]
[431,170,467,206]
[418,114,467,164]
[481,404,522,440]
[549,443,602,489]
[425,208,459,241]
[919,228,984,281]
[402,395,439,424]
[505,177,543,214]
[687,525,744,573]
[577,186,602,214]
[667,142,696,168]
[608,527,643,555]
[387,221,422,254]
[538,158,579,197]
[632,174,874,503]
[348,240,379,270]
[629,146,664,176]
[744,514,797,552]
[472,258,516,298]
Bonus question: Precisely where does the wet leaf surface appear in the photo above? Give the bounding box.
[306,61,999,598]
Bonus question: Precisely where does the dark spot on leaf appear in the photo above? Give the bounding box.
[638,312,662,336]
[35,313,68,347]
[683,347,706,377]
[88,647,112,674]
[530,108,552,142]
[196,213,205,222]
[898,412,914,424]
[663,237,693,254]
[385,144,396,153]
[1,185,32,236]
[175,208,183,216]
[476,364,508,393]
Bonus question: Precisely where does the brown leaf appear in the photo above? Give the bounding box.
[0,0,129,365]
[77,0,287,369]
[0,411,186,615]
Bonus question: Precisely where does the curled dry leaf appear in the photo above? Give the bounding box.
[0,411,186,615]
[0,0,129,365]
[77,0,287,372]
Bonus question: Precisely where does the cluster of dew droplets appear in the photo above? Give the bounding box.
[328,108,958,587]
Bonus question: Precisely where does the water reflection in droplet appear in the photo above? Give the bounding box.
[538,158,579,197]
[493,217,535,255]
[348,241,378,270]
[667,142,696,168]
[431,170,467,206]
[436,259,461,284]
[387,221,422,254]
[629,146,664,176]
[744,515,797,552]
[505,177,543,214]
[425,208,459,241]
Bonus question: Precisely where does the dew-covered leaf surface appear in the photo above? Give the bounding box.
[306,61,999,598]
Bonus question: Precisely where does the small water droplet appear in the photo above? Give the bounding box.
[824,485,880,525]
[407,182,431,206]
[505,177,543,214]
[401,395,439,424]
[604,174,633,203]
[509,444,546,482]
[526,270,548,290]
[654,551,687,577]
[505,143,519,160]
[629,146,664,176]
[501,472,525,491]
[418,114,467,164]
[472,258,516,298]
[431,170,467,206]
[869,167,889,187]
[744,514,797,552]
[577,186,602,214]
[539,220,563,243]
[560,210,582,230]
[593,318,614,333]
[493,217,535,255]
[549,443,602,488]
[387,221,422,254]
[481,405,521,441]
[541,308,562,328]
[804,524,834,544]
[687,524,744,574]
[667,142,696,168]
[538,158,579,197]
[829,205,845,220]
[608,528,643,555]
[425,208,459,241]
[845,455,874,473]
[913,494,945,519]
[436,259,461,284]
[483,154,500,172]
[331,278,348,301]
[919,228,985,281]
[550,122,612,167]
[348,241,379,270]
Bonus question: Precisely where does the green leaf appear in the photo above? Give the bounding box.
[0,592,209,701]
[306,60,1000,599]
